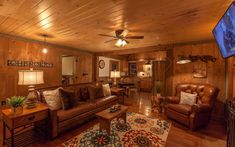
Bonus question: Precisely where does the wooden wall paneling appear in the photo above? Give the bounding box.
[75,53,93,83]
[92,55,97,82]
[120,59,128,73]
[165,49,174,95]
[139,77,153,92]
[152,61,166,96]
[0,35,94,106]
[136,62,144,72]
[172,42,225,121]
[127,51,167,61]
[226,57,234,100]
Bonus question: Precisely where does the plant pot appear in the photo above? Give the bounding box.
[156,93,161,97]
[11,106,23,115]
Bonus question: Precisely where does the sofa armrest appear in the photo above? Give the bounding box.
[165,96,180,104]
[192,104,212,113]
[49,109,58,138]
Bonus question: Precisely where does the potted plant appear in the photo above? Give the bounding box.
[154,80,162,96]
[7,96,25,115]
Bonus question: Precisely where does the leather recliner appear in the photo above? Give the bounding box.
[165,83,219,130]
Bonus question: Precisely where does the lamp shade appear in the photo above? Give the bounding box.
[110,71,120,78]
[18,70,44,85]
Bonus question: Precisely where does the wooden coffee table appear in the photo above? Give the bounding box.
[96,105,128,134]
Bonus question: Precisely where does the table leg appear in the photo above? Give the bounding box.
[120,112,127,123]
[3,122,6,145]
[122,92,125,104]
[99,118,111,135]
[11,129,14,147]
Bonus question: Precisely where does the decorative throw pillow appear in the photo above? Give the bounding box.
[59,89,76,110]
[88,85,104,100]
[43,88,62,110]
[63,87,80,106]
[180,91,197,105]
[102,84,111,97]
[80,87,90,101]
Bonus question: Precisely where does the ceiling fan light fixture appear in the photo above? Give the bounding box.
[122,29,129,37]
[115,39,123,47]
[115,39,127,47]
[121,40,127,46]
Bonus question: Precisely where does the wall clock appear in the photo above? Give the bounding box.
[99,59,105,69]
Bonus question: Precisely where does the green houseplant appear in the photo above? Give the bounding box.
[154,80,162,96]
[7,96,25,114]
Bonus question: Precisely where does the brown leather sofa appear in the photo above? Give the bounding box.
[165,83,219,130]
[35,83,118,138]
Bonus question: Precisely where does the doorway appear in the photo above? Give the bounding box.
[61,55,78,85]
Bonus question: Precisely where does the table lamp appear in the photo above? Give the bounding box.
[18,68,44,108]
[110,70,120,86]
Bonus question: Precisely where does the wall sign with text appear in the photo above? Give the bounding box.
[7,60,53,68]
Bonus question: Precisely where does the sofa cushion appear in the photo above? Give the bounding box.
[88,85,104,100]
[43,88,62,110]
[167,104,192,115]
[180,91,197,106]
[95,95,118,107]
[80,87,90,101]
[59,89,76,110]
[57,102,96,122]
[102,84,111,96]
[63,87,80,105]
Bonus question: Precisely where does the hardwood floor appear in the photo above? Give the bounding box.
[0,92,226,147]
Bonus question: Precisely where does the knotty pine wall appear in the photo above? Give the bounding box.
[0,35,94,106]
[172,42,226,120]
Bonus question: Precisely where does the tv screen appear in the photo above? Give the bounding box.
[213,2,235,58]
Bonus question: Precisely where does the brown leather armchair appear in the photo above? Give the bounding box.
[165,83,219,130]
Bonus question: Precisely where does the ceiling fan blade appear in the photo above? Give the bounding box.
[125,36,144,39]
[104,39,117,43]
[98,34,116,38]
[125,40,129,44]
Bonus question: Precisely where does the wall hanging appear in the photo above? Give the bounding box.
[7,60,53,68]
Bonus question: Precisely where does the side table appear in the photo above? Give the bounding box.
[1,103,49,147]
[151,95,166,113]
[111,87,125,104]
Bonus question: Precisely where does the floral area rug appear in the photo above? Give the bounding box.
[63,112,171,147]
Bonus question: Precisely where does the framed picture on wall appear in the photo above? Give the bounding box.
[193,62,207,78]
[129,63,137,76]
[109,60,119,75]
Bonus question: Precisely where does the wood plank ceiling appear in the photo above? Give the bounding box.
[0,0,231,52]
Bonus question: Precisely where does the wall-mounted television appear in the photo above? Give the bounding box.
[213,2,235,58]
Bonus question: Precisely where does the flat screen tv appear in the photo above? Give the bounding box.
[213,2,235,58]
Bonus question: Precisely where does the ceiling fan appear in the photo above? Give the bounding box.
[98,29,144,47]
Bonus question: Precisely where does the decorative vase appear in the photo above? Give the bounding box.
[11,106,23,115]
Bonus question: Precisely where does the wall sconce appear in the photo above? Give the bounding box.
[176,55,191,64]
[177,55,216,64]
